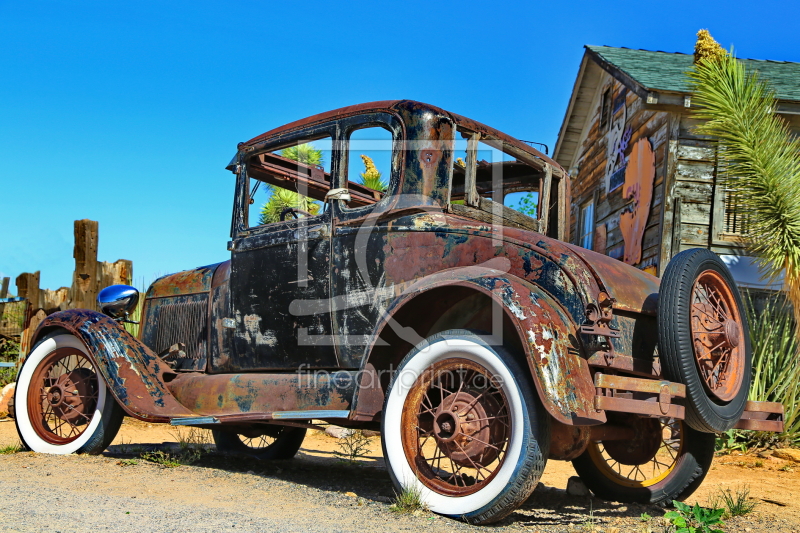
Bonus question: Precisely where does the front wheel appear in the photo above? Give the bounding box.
[382,330,549,524]
[14,332,124,454]
[572,416,716,505]
[212,425,307,459]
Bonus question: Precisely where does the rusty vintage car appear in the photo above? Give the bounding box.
[12,101,783,524]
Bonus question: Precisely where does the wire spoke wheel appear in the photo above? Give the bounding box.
[401,358,511,497]
[588,417,683,488]
[15,332,124,455]
[212,425,306,460]
[238,432,279,450]
[691,270,745,401]
[658,248,751,433]
[573,414,716,505]
[27,347,100,445]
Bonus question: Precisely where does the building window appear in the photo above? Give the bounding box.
[599,87,612,131]
[723,188,749,235]
[578,200,595,250]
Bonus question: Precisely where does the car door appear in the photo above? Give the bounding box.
[224,134,339,371]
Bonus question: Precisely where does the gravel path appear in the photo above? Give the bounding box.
[1,419,799,532]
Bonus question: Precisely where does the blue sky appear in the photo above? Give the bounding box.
[2,1,799,292]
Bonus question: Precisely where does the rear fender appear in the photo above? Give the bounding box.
[30,309,195,422]
[360,264,604,425]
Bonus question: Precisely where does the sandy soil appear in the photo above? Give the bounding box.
[1,417,799,532]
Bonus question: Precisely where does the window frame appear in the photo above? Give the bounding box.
[232,123,337,238]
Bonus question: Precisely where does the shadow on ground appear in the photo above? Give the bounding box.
[103,440,666,529]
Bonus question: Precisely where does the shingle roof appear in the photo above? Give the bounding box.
[587,45,800,102]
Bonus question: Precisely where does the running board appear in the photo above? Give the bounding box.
[170,416,220,426]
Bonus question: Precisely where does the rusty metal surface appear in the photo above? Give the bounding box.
[587,351,661,378]
[595,395,685,419]
[733,401,784,432]
[594,373,685,397]
[742,400,784,414]
[145,264,218,299]
[166,370,355,417]
[563,242,660,316]
[235,100,563,177]
[549,421,591,460]
[30,309,195,422]
[733,419,784,432]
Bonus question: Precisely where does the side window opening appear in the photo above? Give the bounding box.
[451,130,542,219]
[246,136,333,228]
[343,126,393,206]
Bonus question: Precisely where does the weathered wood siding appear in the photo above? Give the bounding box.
[570,75,670,274]
[669,114,749,258]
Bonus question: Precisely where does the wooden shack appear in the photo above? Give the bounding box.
[554,46,800,288]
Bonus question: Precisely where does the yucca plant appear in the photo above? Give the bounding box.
[258,143,323,224]
[744,294,800,445]
[688,30,800,328]
[259,185,320,224]
[358,154,387,193]
[280,143,323,166]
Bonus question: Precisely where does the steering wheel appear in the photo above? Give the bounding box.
[280,207,314,221]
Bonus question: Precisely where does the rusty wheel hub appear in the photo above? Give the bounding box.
[603,417,661,466]
[401,358,511,496]
[691,270,745,402]
[431,390,503,467]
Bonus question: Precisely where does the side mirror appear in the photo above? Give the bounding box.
[97,285,140,321]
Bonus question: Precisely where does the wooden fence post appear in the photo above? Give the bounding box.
[0,276,9,316]
[71,219,99,311]
[16,271,41,356]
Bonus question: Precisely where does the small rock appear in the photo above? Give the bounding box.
[345,491,357,497]
[0,382,15,417]
[773,448,800,463]
[566,476,590,497]
[325,426,355,439]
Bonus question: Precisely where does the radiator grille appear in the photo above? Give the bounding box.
[154,299,208,361]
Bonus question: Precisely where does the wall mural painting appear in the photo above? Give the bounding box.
[619,138,656,265]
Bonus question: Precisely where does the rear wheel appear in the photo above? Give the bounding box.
[382,330,549,524]
[212,425,306,459]
[14,332,124,454]
[572,416,715,505]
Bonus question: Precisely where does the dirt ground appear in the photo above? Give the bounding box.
[1,417,799,532]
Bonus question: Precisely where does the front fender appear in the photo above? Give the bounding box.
[30,309,195,422]
[365,262,604,425]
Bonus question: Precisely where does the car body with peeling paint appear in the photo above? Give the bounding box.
[15,100,782,524]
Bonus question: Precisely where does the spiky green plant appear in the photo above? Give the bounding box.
[688,31,800,327]
[358,154,387,193]
[259,185,320,224]
[280,143,323,166]
[744,294,800,445]
[258,143,322,224]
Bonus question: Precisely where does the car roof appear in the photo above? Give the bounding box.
[234,100,566,177]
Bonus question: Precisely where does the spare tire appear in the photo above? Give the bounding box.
[658,248,751,433]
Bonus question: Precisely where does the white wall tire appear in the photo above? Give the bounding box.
[382,330,549,524]
[14,332,124,454]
